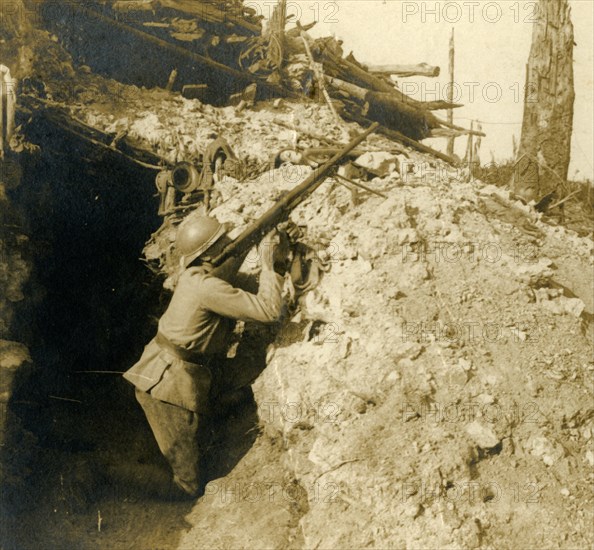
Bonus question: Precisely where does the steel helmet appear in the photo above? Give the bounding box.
[176,216,227,268]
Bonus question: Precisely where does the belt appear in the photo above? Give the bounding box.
[155,332,207,365]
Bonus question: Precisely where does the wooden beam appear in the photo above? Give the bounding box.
[344,111,458,166]
[325,75,461,111]
[366,63,440,78]
[320,49,453,113]
[321,48,399,95]
[433,114,486,136]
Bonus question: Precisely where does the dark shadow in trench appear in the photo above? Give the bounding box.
[204,321,278,483]
[0,120,268,549]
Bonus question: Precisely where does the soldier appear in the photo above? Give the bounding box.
[124,216,289,499]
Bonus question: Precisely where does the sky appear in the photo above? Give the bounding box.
[256,0,593,180]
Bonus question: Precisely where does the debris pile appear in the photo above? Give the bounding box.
[39,0,478,158]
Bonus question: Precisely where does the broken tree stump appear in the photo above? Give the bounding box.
[512,0,575,203]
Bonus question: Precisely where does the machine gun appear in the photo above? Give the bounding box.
[209,122,379,268]
[156,137,240,215]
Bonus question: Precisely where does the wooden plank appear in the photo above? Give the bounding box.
[366,63,440,77]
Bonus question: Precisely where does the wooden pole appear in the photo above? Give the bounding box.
[464,121,474,181]
[300,31,341,123]
[446,28,455,157]
[473,120,482,164]
[334,173,388,199]
[0,71,5,155]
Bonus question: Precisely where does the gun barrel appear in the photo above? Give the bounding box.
[211,122,379,267]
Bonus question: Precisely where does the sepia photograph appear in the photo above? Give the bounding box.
[0,0,593,548]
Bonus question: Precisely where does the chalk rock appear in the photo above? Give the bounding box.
[355,152,399,177]
[465,421,500,449]
[539,296,586,318]
[513,258,554,286]
[530,436,562,466]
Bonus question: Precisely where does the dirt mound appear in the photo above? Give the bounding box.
[172,138,593,548]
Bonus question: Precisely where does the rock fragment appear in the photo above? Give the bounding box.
[465,421,500,449]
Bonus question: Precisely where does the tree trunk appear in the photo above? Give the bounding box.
[513,0,575,203]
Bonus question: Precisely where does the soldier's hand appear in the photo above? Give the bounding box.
[260,229,290,275]
[277,220,303,242]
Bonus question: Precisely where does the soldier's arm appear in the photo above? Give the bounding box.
[198,270,284,323]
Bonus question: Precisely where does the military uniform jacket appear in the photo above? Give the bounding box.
[124,266,284,413]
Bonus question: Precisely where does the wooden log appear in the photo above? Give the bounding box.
[318,46,445,112]
[473,121,483,163]
[431,127,480,138]
[366,63,440,77]
[421,100,464,111]
[325,76,464,141]
[0,68,4,154]
[463,120,474,183]
[165,68,178,91]
[0,64,17,153]
[344,111,458,166]
[324,74,461,111]
[320,48,397,94]
[325,75,366,100]
[182,84,209,100]
[364,91,431,141]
